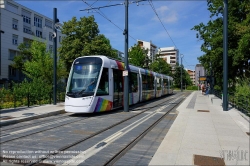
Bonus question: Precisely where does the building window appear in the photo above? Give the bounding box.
[6,2,18,14]
[49,32,53,41]
[36,30,42,38]
[45,19,52,29]
[9,50,18,60]
[12,35,18,45]
[22,9,31,24]
[22,15,31,24]
[12,19,18,30]
[49,45,53,53]
[59,36,61,42]
[34,15,42,28]
[23,25,32,34]
[9,66,17,77]
[23,38,32,47]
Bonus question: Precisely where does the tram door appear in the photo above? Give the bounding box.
[113,69,123,108]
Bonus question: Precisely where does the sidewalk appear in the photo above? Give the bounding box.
[0,103,65,126]
[149,91,250,165]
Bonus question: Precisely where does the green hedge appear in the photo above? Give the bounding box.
[0,79,65,109]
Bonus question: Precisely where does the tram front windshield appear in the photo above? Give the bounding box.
[66,57,102,98]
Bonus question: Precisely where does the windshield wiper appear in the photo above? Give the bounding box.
[66,92,77,97]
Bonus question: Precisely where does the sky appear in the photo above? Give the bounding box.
[15,0,211,70]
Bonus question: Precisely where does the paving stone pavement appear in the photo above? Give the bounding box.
[149,91,249,165]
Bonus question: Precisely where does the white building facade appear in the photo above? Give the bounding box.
[0,0,63,84]
[137,40,158,62]
[158,47,179,73]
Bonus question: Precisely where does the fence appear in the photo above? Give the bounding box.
[0,89,65,110]
[213,90,250,117]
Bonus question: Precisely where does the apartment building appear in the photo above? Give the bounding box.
[195,64,205,85]
[158,47,179,73]
[0,0,63,85]
[112,48,124,61]
[137,40,158,62]
[186,69,195,85]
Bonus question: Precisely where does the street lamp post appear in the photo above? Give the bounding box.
[199,70,200,90]
[180,54,184,92]
[223,0,228,111]
[0,30,4,78]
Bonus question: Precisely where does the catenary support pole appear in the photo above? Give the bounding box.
[0,30,4,78]
[180,54,183,92]
[53,8,57,105]
[124,0,129,112]
[223,0,228,111]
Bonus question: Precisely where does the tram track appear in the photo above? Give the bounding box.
[104,94,187,165]
[0,93,176,145]
[0,117,89,144]
[0,92,189,166]
[0,113,73,132]
[26,94,180,166]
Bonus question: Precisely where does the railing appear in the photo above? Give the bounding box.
[213,90,250,117]
[0,90,65,110]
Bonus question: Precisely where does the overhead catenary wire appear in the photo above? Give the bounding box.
[147,0,177,48]
[81,0,137,41]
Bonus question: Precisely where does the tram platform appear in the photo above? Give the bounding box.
[0,103,65,126]
[0,92,249,165]
[149,91,249,166]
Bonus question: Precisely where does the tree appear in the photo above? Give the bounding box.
[12,41,33,74]
[58,16,117,71]
[173,64,192,88]
[82,34,117,58]
[192,0,250,89]
[12,40,67,85]
[149,55,171,75]
[128,44,150,68]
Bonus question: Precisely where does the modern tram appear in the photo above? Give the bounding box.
[65,55,173,113]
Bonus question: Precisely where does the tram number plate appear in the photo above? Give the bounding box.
[123,70,128,76]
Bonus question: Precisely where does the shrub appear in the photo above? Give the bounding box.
[186,86,198,90]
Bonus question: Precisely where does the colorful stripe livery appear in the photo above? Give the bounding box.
[94,98,113,112]
[115,61,125,70]
[144,69,153,76]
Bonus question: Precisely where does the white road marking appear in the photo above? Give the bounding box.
[61,97,182,166]
[0,118,73,138]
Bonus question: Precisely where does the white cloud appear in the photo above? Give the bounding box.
[152,5,178,23]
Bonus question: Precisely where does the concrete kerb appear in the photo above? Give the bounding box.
[210,97,222,106]
[0,109,65,127]
[0,105,51,114]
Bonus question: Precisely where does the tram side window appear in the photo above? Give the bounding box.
[142,74,147,90]
[129,72,138,93]
[170,80,173,88]
[148,75,154,90]
[113,69,123,92]
[142,74,154,90]
[96,68,109,96]
[157,78,162,90]
[163,79,168,88]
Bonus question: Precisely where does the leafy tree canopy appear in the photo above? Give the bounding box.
[192,0,250,89]
[12,40,67,85]
[173,64,192,88]
[58,16,118,71]
[128,44,150,68]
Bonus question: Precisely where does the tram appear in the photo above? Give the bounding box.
[65,55,173,113]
